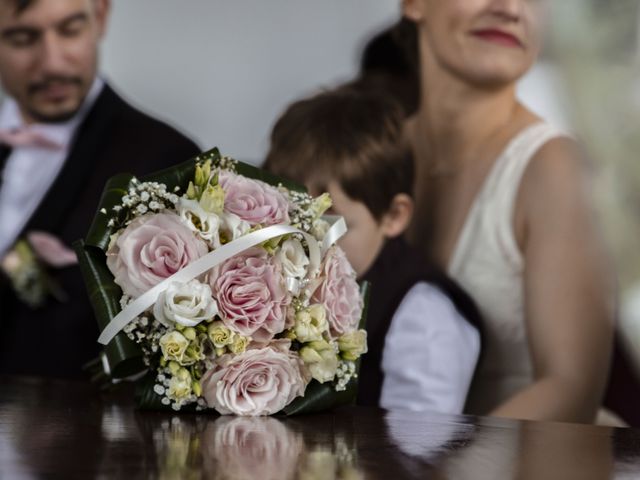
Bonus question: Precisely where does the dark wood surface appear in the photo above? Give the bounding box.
[2,375,640,479]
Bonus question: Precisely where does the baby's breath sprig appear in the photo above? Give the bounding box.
[193,149,238,173]
[287,189,315,232]
[286,189,333,235]
[334,360,357,392]
[102,179,181,230]
[121,295,167,366]
[153,365,200,411]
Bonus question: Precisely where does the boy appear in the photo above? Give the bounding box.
[264,88,481,413]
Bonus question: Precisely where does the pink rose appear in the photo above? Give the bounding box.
[312,246,363,339]
[219,170,289,226]
[210,247,289,342]
[107,213,208,298]
[201,347,308,416]
[206,417,303,480]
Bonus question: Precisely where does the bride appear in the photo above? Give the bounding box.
[401,0,615,422]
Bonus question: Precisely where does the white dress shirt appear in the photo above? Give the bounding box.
[0,78,104,257]
[379,282,481,414]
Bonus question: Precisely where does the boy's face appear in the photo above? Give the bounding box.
[323,181,386,278]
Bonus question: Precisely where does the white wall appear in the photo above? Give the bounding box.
[517,61,571,131]
[101,0,400,165]
[0,1,567,164]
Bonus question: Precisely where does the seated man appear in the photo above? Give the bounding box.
[0,0,200,377]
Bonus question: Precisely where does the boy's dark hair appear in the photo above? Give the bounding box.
[264,88,413,221]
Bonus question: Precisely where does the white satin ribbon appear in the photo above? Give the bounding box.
[321,215,346,254]
[98,217,347,346]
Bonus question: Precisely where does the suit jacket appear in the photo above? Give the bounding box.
[0,84,200,378]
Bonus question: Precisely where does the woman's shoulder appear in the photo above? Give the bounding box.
[507,103,587,198]
[510,105,581,173]
[514,122,594,246]
[521,132,589,198]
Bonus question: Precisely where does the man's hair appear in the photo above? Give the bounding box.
[264,87,414,221]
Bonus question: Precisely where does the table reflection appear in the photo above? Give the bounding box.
[1,377,639,479]
[132,412,364,480]
[385,410,617,479]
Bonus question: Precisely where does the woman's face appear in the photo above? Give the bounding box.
[404,0,546,88]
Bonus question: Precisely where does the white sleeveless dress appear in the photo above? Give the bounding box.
[448,122,566,414]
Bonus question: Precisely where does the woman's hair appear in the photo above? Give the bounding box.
[348,19,420,117]
[263,87,414,221]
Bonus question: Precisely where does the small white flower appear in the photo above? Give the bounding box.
[159,331,190,364]
[220,212,251,242]
[338,329,368,361]
[176,197,222,248]
[167,368,193,401]
[294,304,328,343]
[300,340,339,383]
[311,218,330,241]
[154,280,218,328]
[207,321,234,349]
[277,238,309,288]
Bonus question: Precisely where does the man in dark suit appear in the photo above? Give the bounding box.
[0,0,200,377]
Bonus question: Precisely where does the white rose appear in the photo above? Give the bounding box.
[220,212,251,242]
[277,238,309,281]
[154,280,218,328]
[177,197,222,248]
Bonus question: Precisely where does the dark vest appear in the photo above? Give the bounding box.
[356,237,483,406]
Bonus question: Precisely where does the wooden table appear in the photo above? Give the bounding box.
[1,375,640,479]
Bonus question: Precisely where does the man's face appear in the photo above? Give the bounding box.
[0,0,108,123]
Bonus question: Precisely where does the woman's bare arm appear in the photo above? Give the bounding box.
[491,138,615,423]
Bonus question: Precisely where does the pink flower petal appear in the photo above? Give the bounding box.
[27,231,77,268]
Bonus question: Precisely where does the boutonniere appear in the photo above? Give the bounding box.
[0,231,77,308]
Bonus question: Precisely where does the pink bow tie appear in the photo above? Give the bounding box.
[0,127,63,150]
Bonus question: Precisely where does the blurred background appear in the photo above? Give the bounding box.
[101,0,401,163]
[98,0,567,164]
[3,0,637,362]
[97,0,640,363]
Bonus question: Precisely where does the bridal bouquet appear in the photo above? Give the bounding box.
[75,148,368,416]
